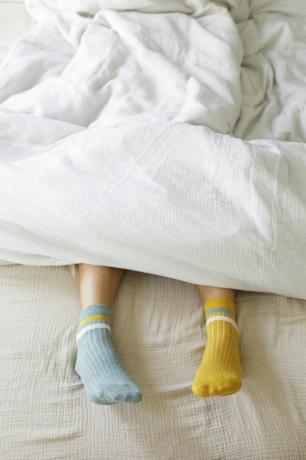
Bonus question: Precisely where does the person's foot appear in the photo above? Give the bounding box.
[192,297,242,397]
[75,304,142,405]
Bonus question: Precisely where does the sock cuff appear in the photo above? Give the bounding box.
[76,323,111,343]
[206,315,239,335]
[78,304,112,332]
[77,304,112,343]
[204,297,236,317]
[79,304,112,321]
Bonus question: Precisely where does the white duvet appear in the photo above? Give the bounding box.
[1,0,306,300]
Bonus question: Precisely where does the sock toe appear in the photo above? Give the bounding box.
[106,383,143,403]
[192,376,241,397]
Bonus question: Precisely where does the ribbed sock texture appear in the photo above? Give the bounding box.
[192,297,242,397]
[75,304,142,405]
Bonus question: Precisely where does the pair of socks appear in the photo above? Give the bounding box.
[75,297,242,405]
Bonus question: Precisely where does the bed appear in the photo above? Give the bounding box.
[1,1,306,459]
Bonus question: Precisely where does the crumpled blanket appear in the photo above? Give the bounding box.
[1,0,306,299]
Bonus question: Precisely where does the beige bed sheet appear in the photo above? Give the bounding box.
[1,3,306,459]
[1,264,306,459]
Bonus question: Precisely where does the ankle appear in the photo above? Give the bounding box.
[196,285,236,304]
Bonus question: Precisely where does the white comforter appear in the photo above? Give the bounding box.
[1,0,306,300]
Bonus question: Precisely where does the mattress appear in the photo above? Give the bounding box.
[1,2,306,459]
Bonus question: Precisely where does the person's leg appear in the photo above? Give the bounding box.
[75,263,142,405]
[191,285,242,397]
[79,264,125,310]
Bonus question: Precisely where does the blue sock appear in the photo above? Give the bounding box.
[75,304,142,405]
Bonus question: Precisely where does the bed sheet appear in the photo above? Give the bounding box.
[1,264,306,460]
[1,3,306,460]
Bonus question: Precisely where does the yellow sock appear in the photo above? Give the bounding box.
[192,297,242,397]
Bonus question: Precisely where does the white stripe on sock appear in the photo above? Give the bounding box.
[76,323,111,342]
[206,315,239,334]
